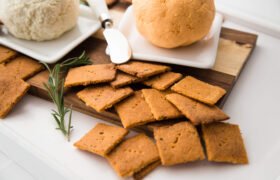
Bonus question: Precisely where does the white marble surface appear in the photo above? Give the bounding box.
[1,1,280,180]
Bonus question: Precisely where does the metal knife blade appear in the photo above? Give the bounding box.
[87,0,132,64]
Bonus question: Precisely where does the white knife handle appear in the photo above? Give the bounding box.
[87,0,112,27]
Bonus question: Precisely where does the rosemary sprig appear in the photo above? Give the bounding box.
[43,52,92,141]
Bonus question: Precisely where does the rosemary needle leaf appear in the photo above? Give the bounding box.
[43,52,92,141]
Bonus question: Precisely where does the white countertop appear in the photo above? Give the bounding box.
[1,2,280,180]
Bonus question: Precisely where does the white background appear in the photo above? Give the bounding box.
[1,0,280,180]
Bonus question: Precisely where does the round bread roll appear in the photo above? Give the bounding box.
[133,0,215,48]
[0,0,79,41]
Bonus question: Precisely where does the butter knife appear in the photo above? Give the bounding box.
[87,0,132,64]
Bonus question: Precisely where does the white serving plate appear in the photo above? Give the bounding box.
[0,5,101,64]
[118,6,223,69]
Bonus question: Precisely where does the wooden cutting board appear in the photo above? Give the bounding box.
[26,3,258,133]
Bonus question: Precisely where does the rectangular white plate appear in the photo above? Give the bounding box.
[0,5,101,64]
[118,6,223,69]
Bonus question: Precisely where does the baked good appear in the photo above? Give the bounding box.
[142,89,182,120]
[106,134,159,177]
[143,72,182,90]
[117,61,170,78]
[74,123,128,157]
[115,91,155,128]
[133,0,215,48]
[110,71,140,88]
[133,160,161,180]
[64,64,116,87]
[202,122,248,164]
[0,46,17,64]
[171,76,226,105]
[166,93,229,125]
[77,85,133,112]
[153,121,205,165]
[0,75,30,118]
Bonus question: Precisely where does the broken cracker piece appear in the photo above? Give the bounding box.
[74,123,128,156]
[154,121,205,166]
[166,93,229,125]
[202,122,248,164]
[143,72,182,90]
[77,85,133,112]
[171,76,226,105]
[64,64,116,87]
[106,134,159,177]
[142,89,182,120]
[110,71,140,88]
[117,61,170,78]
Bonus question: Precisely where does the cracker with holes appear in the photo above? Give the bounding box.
[1,56,44,80]
[107,134,159,177]
[74,123,128,157]
[142,89,182,120]
[77,85,133,112]
[202,122,248,164]
[110,71,140,88]
[64,64,116,87]
[143,72,182,90]
[153,121,205,166]
[166,93,229,125]
[117,61,170,78]
[0,75,30,118]
[0,46,17,64]
[171,76,226,105]
[115,91,156,128]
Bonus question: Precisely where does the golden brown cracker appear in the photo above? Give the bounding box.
[64,64,116,87]
[133,160,161,180]
[166,93,229,125]
[115,91,156,128]
[117,61,170,78]
[106,134,159,177]
[171,76,226,105]
[0,46,17,64]
[0,76,30,118]
[153,121,205,166]
[2,56,44,80]
[74,123,128,156]
[202,122,248,164]
[77,85,133,112]
[110,71,140,88]
[142,89,182,120]
[143,72,182,90]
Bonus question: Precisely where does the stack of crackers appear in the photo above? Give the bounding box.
[68,61,248,178]
[0,46,44,119]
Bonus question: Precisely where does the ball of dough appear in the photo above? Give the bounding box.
[133,0,215,48]
[0,0,79,41]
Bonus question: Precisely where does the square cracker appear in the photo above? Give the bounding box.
[0,46,17,64]
[0,75,30,118]
[74,123,128,156]
[117,61,170,78]
[110,71,140,88]
[166,93,229,125]
[142,89,182,120]
[115,91,156,128]
[64,64,116,87]
[143,72,182,90]
[77,85,133,112]
[171,76,226,105]
[202,122,248,164]
[1,56,44,80]
[153,121,205,166]
[106,134,159,177]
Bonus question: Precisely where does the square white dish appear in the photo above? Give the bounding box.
[0,5,101,64]
[119,6,223,68]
